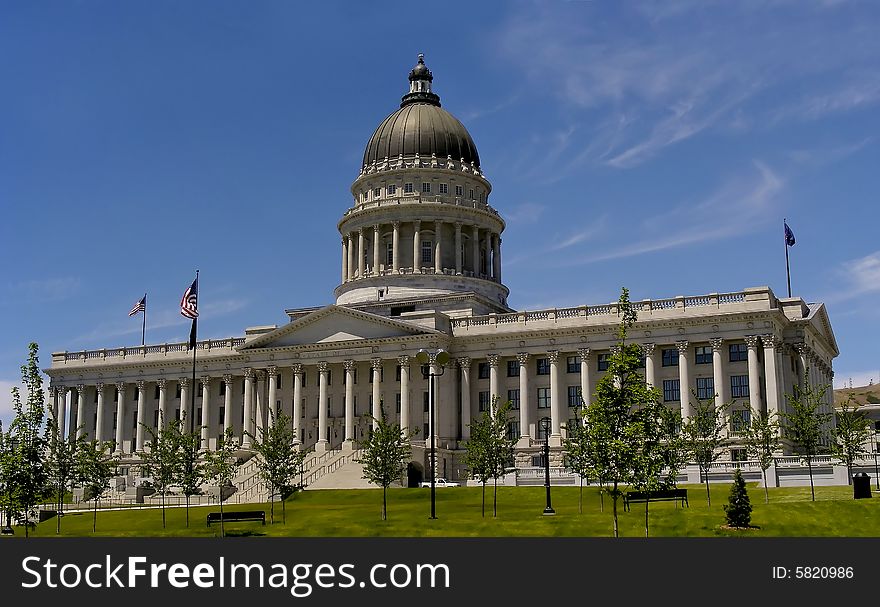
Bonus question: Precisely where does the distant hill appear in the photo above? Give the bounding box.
[834,383,880,407]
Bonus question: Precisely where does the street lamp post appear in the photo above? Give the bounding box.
[416,348,449,520]
[873,431,879,491]
[540,416,555,516]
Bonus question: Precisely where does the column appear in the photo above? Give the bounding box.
[135,380,146,452]
[76,384,87,439]
[745,335,764,413]
[179,377,191,430]
[428,354,440,444]
[255,371,266,435]
[114,381,125,454]
[267,366,278,427]
[518,353,530,445]
[579,347,593,406]
[373,224,381,275]
[413,220,421,273]
[222,375,233,436]
[341,237,348,283]
[487,353,500,410]
[762,335,781,418]
[709,338,727,406]
[200,376,211,449]
[371,358,382,430]
[343,360,355,449]
[548,350,563,445]
[157,379,168,428]
[242,368,254,448]
[67,388,77,440]
[795,343,809,389]
[484,231,492,278]
[392,221,400,273]
[357,227,365,279]
[95,383,106,443]
[676,340,692,419]
[292,364,303,445]
[399,355,411,436]
[492,234,501,282]
[346,234,354,281]
[457,357,470,440]
[434,220,442,273]
[317,362,329,451]
[471,225,480,275]
[774,345,787,416]
[55,387,67,437]
[454,222,462,274]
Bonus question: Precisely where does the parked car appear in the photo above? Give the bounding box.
[419,478,460,488]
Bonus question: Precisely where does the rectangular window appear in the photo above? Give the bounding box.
[153,410,159,428]
[218,407,225,426]
[374,187,381,198]
[197,407,203,426]
[696,377,715,400]
[301,399,306,418]
[175,384,181,399]
[395,393,401,414]
[404,182,414,193]
[439,183,448,194]
[455,185,463,196]
[154,385,160,400]
[663,379,680,402]
[537,423,550,441]
[219,381,226,397]
[730,375,749,398]
[197,382,203,398]
[536,358,550,375]
[478,362,490,379]
[478,391,491,412]
[729,343,748,362]
[421,240,433,264]
[507,360,519,377]
[730,409,751,435]
[597,353,610,372]
[695,346,713,365]
[508,389,520,410]
[469,189,475,199]
[568,386,581,407]
[567,356,581,373]
[422,182,431,193]
[731,448,748,462]
[386,242,393,266]
[395,365,402,381]
[662,348,679,367]
[537,387,551,408]
[388,184,397,195]
[507,421,520,441]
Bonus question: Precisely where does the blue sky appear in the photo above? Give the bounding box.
[2,1,879,424]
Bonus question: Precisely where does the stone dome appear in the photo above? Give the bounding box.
[362,55,481,169]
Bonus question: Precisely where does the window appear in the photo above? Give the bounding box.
[537,387,551,408]
[695,346,713,365]
[386,242,393,266]
[424,392,430,413]
[729,343,748,362]
[507,360,519,377]
[455,185,463,196]
[537,423,550,441]
[730,409,751,435]
[153,410,159,428]
[478,391,491,412]
[568,386,581,407]
[395,365,402,381]
[113,412,117,430]
[301,399,306,418]
[508,389,520,410]
[388,184,397,195]
[197,407,203,425]
[421,240,433,264]
[567,356,581,373]
[536,358,550,375]
[421,182,431,193]
[276,374,282,389]
[404,182,414,193]
[597,353,610,372]
[197,382,203,397]
[469,189,474,199]
[663,379,680,402]
[373,187,381,198]
[176,384,181,399]
[662,349,679,367]
[396,393,401,414]
[731,448,748,462]
[506,421,520,441]
[154,385,160,400]
[696,377,715,400]
[730,375,749,398]
[439,183,448,194]
[362,192,368,202]
[219,381,226,397]
[478,362,490,379]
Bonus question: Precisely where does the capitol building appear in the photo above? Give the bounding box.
[46,56,839,489]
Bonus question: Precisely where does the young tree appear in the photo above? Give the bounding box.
[742,408,780,503]
[723,468,752,529]
[680,395,729,507]
[140,415,182,529]
[75,440,118,532]
[832,398,871,485]
[248,412,303,524]
[359,407,416,520]
[204,427,242,537]
[563,406,592,514]
[0,421,19,533]
[464,406,493,517]
[482,398,516,517]
[8,343,49,537]
[782,375,832,502]
[44,409,84,534]
[175,416,207,528]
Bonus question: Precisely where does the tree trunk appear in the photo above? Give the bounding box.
[611,482,619,538]
[807,456,815,501]
[56,484,62,535]
[219,490,225,538]
[579,477,583,515]
[762,468,769,504]
[493,478,497,518]
[93,497,98,533]
[186,494,190,527]
[704,472,711,508]
[382,486,387,521]
[645,498,649,538]
[481,482,486,517]
[600,487,604,513]
[270,490,275,524]
[848,463,853,486]
[282,492,286,525]
[162,491,166,529]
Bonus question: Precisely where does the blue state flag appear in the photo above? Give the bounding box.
[784,222,796,247]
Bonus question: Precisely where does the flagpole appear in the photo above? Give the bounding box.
[142,293,147,347]
[784,218,792,298]
[190,270,199,435]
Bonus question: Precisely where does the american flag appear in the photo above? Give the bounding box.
[180,276,198,319]
[128,294,146,317]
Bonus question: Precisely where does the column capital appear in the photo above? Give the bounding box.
[456,356,470,368]
[178,377,190,387]
[392,220,400,229]
[675,340,689,352]
[266,365,278,377]
[578,347,592,360]
[373,223,380,232]
[398,354,411,367]
[744,335,762,349]
[640,343,654,356]
[343,359,356,372]
[318,361,329,374]
[413,219,421,229]
[487,353,500,367]
[291,363,304,376]
[358,226,364,235]
[346,232,353,242]
[454,221,462,230]
[547,350,560,364]
[223,374,233,385]
[96,382,105,394]
[255,370,266,381]
[793,342,809,356]
[116,381,126,391]
[157,378,167,389]
[761,334,781,349]
[709,337,724,352]
[200,376,212,388]
[341,236,346,245]
[243,367,254,380]
[517,352,531,365]
[136,380,146,390]
[76,384,86,395]
[371,357,383,371]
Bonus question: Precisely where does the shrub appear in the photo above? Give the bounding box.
[723,468,752,528]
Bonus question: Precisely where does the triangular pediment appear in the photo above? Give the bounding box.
[806,303,840,357]
[237,305,441,350]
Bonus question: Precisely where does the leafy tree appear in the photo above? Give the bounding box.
[782,374,832,502]
[832,398,871,485]
[8,343,50,537]
[680,395,729,507]
[140,414,182,528]
[723,468,752,528]
[75,440,118,532]
[44,409,84,534]
[742,408,780,503]
[0,421,18,533]
[464,409,493,517]
[465,397,515,518]
[563,406,592,514]
[359,406,416,520]
[175,415,207,527]
[248,412,303,524]
[204,427,242,537]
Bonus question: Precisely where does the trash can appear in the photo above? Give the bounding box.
[853,472,871,499]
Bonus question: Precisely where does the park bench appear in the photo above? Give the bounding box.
[623,489,688,512]
[206,510,266,527]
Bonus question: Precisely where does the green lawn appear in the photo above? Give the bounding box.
[20,482,880,538]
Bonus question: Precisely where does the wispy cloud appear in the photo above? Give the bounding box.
[549,215,608,251]
[1,277,81,305]
[787,137,873,166]
[505,202,546,224]
[772,74,880,123]
[822,250,880,304]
